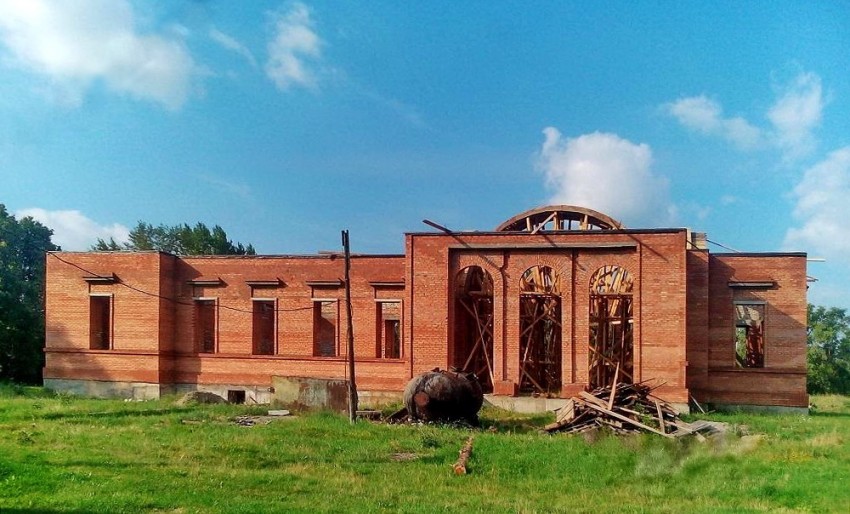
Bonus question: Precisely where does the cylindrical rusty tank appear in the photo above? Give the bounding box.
[403,369,484,425]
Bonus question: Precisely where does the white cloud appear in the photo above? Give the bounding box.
[720,195,738,206]
[198,174,252,200]
[209,27,257,67]
[783,146,850,258]
[0,0,196,109]
[15,208,130,251]
[265,2,321,90]
[664,95,762,150]
[536,128,674,227]
[768,72,824,162]
[664,71,825,162]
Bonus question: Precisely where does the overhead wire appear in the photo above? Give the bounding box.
[47,252,315,314]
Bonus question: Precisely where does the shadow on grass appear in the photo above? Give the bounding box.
[0,507,91,514]
[39,406,198,422]
[479,408,552,434]
[810,411,850,419]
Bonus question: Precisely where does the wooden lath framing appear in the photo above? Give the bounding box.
[496,205,624,233]
[588,265,634,389]
[454,266,495,392]
[519,266,562,395]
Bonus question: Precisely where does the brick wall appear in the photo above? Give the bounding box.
[406,230,690,403]
[45,252,166,383]
[700,253,808,407]
[43,237,808,408]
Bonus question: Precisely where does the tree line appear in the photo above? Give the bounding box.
[94,221,255,256]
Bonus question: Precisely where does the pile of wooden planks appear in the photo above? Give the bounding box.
[544,382,697,438]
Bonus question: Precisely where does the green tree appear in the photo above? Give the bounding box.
[0,204,59,383]
[807,304,850,394]
[93,221,255,255]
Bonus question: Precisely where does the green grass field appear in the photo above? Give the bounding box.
[1,384,848,513]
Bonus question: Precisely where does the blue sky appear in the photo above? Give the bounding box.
[1,1,848,308]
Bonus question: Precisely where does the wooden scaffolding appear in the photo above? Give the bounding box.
[519,265,562,395]
[454,266,495,392]
[588,265,634,389]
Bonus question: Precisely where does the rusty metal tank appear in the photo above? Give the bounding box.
[403,369,484,425]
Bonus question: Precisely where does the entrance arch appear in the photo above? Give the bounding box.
[453,266,494,392]
[519,265,562,395]
[588,265,634,389]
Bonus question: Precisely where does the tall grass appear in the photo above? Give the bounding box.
[1,387,848,513]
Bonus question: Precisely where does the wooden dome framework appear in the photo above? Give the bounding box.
[496,205,623,233]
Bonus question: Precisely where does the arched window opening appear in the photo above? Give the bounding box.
[588,265,634,389]
[519,266,562,395]
[453,266,494,392]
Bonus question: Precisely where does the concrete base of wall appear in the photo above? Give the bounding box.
[43,378,700,416]
[44,378,161,400]
[484,395,569,413]
[484,394,692,415]
[271,376,349,412]
[163,383,274,405]
[358,389,403,408]
[708,403,809,415]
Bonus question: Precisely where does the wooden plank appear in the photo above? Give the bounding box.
[607,363,620,410]
[555,399,575,424]
[453,436,474,475]
[582,401,673,438]
[578,391,609,408]
[654,399,666,434]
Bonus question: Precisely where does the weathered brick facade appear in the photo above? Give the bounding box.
[43,206,809,409]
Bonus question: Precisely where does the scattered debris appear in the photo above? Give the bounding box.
[403,368,484,426]
[453,436,474,475]
[234,415,265,427]
[391,452,420,462]
[356,409,382,421]
[544,382,717,438]
[385,406,410,424]
[175,391,227,406]
[233,414,295,427]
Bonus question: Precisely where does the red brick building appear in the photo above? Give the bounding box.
[43,206,809,410]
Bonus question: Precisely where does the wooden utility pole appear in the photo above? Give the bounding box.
[342,230,358,423]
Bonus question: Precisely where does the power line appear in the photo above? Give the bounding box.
[47,252,314,314]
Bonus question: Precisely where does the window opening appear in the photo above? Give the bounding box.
[735,303,765,368]
[588,265,634,389]
[195,299,216,353]
[227,390,246,404]
[519,266,561,395]
[89,295,111,350]
[376,301,401,359]
[253,300,275,355]
[313,300,337,357]
[453,266,494,392]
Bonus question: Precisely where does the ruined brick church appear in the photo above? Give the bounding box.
[44,206,809,410]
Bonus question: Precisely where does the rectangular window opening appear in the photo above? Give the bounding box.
[313,300,337,357]
[195,299,217,354]
[227,390,246,404]
[252,300,276,355]
[89,295,111,350]
[734,303,765,368]
[376,301,401,359]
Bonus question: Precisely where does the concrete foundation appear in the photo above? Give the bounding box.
[163,383,274,404]
[708,403,809,415]
[44,378,161,400]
